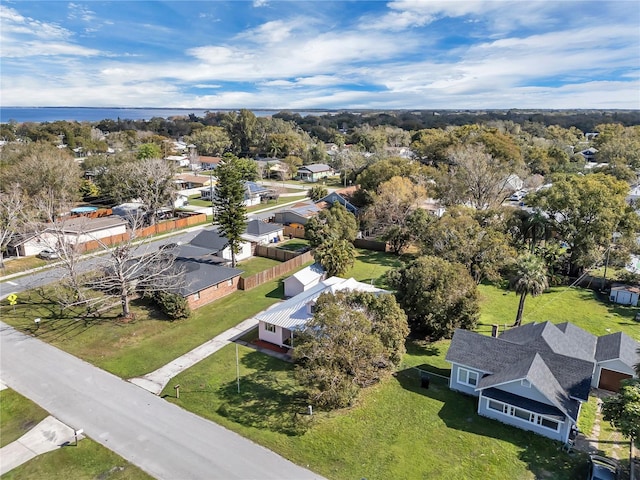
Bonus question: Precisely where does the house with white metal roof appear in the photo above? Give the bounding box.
[257,276,387,349]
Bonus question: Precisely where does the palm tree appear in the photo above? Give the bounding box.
[510,253,549,327]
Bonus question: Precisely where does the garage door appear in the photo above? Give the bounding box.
[598,369,632,392]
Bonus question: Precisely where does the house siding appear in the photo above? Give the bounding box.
[185,277,238,309]
[449,364,483,396]
[610,289,639,306]
[478,395,569,443]
[259,321,285,346]
[220,242,252,262]
[592,359,637,388]
[491,381,553,406]
[284,278,305,298]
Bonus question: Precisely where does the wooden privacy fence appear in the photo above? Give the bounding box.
[254,244,302,262]
[353,238,389,252]
[239,250,314,291]
[76,212,207,253]
[283,225,306,239]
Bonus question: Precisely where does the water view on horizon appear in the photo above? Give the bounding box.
[0,107,328,124]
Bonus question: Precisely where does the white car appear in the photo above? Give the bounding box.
[37,249,60,260]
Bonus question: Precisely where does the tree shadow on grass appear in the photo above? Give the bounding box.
[405,339,441,357]
[240,350,292,373]
[216,369,311,436]
[394,368,586,479]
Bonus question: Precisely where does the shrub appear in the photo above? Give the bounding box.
[153,291,191,320]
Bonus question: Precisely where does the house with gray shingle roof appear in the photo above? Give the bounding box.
[297,163,335,182]
[446,321,639,443]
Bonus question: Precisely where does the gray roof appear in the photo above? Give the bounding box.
[498,321,597,362]
[446,323,596,414]
[190,229,228,252]
[596,332,640,368]
[298,163,332,173]
[174,258,242,296]
[482,388,565,421]
[244,220,283,236]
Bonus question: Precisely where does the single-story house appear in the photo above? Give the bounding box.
[273,201,321,226]
[6,216,128,257]
[174,258,242,309]
[256,276,387,349]
[198,156,221,171]
[317,186,360,215]
[283,263,325,298]
[165,155,190,168]
[189,229,252,263]
[297,164,334,182]
[200,181,269,207]
[242,220,284,246]
[446,322,639,443]
[174,173,213,190]
[609,284,640,306]
[577,147,598,162]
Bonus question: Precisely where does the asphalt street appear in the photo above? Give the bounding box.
[0,322,323,480]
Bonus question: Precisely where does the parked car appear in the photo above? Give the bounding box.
[37,248,60,260]
[587,454,619,480]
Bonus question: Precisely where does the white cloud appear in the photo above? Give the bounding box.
[253,0,268,7]
[67,3,96,23]
[0,5,71,39]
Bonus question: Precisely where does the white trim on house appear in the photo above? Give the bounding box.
[457,367,479,387]
[484,397,562,433]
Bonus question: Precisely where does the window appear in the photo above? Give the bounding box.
[193,292,200,300]
[264,323,276,333]
[227,279,233,286]
[538,417,559,431]
[486,398,559,432]
[457,368,479,387]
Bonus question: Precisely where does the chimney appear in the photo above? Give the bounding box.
[491,324,499,337]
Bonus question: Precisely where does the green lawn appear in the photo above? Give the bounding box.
[162,343,586,480]
[276,238,310,252]
[0,389,49,447]
[236,256,281,277]
[1,257,51,278]
[1,438,154,480]
[0,279,287,379]
[342,248,404,287]
[477,283,639,340]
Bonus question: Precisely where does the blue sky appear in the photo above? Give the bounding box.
[1,1,639,109]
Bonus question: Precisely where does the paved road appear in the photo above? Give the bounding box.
[0,322,323,480]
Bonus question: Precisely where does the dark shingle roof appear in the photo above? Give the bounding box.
[174,259,242,296]
[244,219,283,236]
[447,323,596,411]
[482,388,566,421]
[298,163,332,173]
[190,230,228,252]
[596,332,640,368]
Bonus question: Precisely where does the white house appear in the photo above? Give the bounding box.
[7,216,128,257]
[257,277,387,349]
[609,284,640,306]
[283,263,325,297]
[242,220,284,246]
[165,155,190,168]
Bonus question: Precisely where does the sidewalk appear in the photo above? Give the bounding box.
[0,416,82,476]
[129,317,261,394]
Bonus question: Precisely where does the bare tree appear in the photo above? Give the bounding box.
[0,185,26,270]
[437,143,517,209]
[88,214,186,318]
[124,158,178,225]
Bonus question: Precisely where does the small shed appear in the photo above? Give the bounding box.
[610,284,640,307]
[284,263,325,298]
